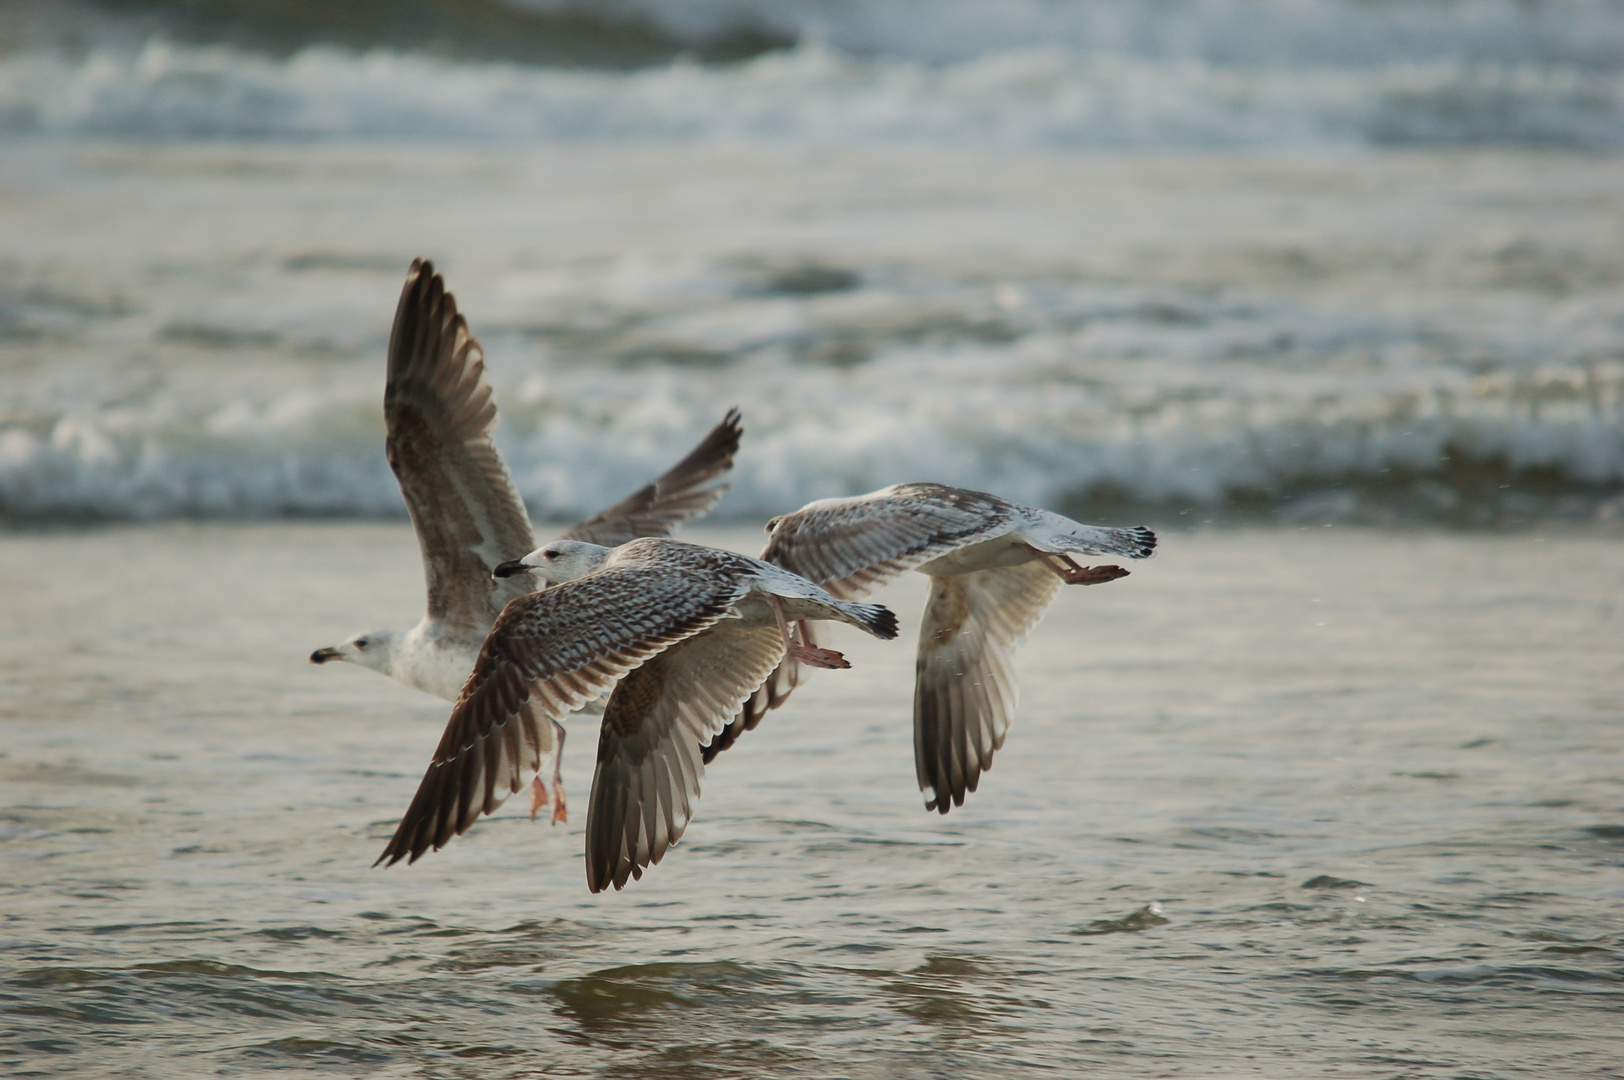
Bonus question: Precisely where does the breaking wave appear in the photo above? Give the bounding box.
[0,36,1621,150]
[4,348,1621,528]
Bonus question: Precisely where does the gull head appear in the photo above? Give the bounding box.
[493,540,613,585]
[309,629,396,676]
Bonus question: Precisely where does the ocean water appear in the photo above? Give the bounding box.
[1,522,1621,1077]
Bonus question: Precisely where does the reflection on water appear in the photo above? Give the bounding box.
[1073,903,1170,936]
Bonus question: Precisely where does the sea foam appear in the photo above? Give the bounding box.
[3,332,1620,526]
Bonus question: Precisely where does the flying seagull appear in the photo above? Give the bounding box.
[374,537,899,892]
[706,483,1156,813]
[310,259,743,822]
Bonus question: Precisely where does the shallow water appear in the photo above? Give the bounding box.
[2,522,1620,1077]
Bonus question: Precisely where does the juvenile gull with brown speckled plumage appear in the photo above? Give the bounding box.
[375,537,899,893]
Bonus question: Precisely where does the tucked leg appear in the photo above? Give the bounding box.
[766,595,849,669]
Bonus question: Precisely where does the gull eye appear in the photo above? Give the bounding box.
[356,638,369,650]
[544,550,557,561]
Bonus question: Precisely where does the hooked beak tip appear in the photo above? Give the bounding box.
[310,647,340,664]
[492,559,530,579]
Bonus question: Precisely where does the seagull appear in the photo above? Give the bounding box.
[705,483,1156,813]
[373,537,900,892]
[309,259,743,823]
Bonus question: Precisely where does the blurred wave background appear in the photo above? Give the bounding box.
[2,0,1621,526]
[5,11,1623,1076]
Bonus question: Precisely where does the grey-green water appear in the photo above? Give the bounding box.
[2,523,1620,1077]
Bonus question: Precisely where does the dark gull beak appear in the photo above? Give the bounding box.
[492,559,531,579]
[309,647,342,664]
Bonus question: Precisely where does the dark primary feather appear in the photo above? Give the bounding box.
[375,565,743,867]
[562,408,744,547]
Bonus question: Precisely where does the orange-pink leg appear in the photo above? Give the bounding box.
[528,722,569,825]
[765,595,849,669]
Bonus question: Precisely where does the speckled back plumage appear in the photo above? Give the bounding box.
[762,483,1018,601]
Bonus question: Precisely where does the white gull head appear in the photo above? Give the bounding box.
[309,629,398,678]
[494,540,614,585]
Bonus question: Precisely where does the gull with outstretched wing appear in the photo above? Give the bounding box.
[375,537,899,892]
[708,483,1156,814]
[310,259,743,822]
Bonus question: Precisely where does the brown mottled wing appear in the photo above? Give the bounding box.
[702,622,815,765]
[586,622,786,893]
[385,259,536,636]
[704,483,1015,761]
[914,561,1061,815]
[375,565,742,867]
[561,408,744,546]
[761,483,1013,601]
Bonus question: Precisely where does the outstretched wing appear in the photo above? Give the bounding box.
[562,409,744,546]
[385,259,536,635]
[914,562,1060,814]
[375,566,741,866]
[587,622,786,892]
[761,483,1012,601]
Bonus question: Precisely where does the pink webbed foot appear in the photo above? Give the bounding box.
[765,596,850,670]
[788,640,850,670]
[529,775,549,821]
[1060,561,1128,586]
[550,782,568,825]
[1030,546,1130,586]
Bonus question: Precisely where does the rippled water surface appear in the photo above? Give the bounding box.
[2,523,1620,1077]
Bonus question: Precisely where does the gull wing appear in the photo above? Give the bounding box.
[375,565,742,866]
[913,561,1061,814]
[703,483,1016,760]
[385,260,537,637]
[586,621,786,893]
[561,408,744,546]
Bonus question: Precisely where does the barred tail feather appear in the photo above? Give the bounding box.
[1043,522,1157,560]
[848,601,899,640]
